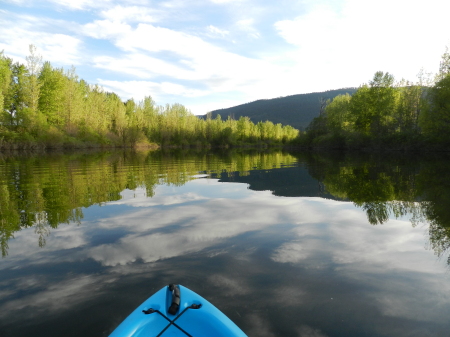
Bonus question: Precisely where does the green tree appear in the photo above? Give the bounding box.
[3,62,35,130]
[325,93,352,133]
[0,46,300,148]
[349,72,397,136]
[23,45,43,130]
[83,84,109,137]
[435,46,450,82]
[236,116,251,141]
[0,52,12,119]
[139,96,158,139]
[305,115,328,140]
[63,66,85,135]
[420,48,450,140]
[38,61,66,126]
[394,81,423,133]
[105,94,125,140]
[421,74,450,139]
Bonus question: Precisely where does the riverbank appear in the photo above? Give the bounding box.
[0,136,290,153]
[287,132,450,153]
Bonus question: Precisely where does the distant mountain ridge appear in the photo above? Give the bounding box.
[202,88,357,130]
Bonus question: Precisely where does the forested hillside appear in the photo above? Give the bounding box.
[203,88,357,130]
[0,46,299,150]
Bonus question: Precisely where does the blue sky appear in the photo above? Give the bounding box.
[1,0,449,115]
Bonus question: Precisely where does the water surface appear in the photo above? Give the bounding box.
[0,150,449,337]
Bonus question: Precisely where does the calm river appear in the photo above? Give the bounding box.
[0,150,450,337]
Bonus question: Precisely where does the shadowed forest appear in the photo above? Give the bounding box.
[299,48,450,150]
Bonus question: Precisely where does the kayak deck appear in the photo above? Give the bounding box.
[109,284,247,337]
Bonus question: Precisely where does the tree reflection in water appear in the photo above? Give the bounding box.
[1,150,450,264]
[0,150,297,256]
[302,151,450,264]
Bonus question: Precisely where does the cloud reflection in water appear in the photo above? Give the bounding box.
[1,177,450,336]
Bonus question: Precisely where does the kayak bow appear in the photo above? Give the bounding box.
[109,284,247,337]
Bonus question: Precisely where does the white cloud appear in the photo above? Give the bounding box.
[246,313,276,337]
[100,5,158,23]
[114,23,221,56]
[273,286,306,307]
[271,242,310,263]
[0,223,87,271]
[111,189,208,207]
[77,182,306,266]
[329,219,439,273]
[208,274,250,296]
[159,82,206,97]
[79,20,294,104]
[210,0,244,3]
[88,231,217,266]
[83,21,275,80]
[275,5,339,47]
[373,275,450,324]
[82,20,132,39]
[91,53,192,79]
[85,197,335,267]
[297,325,328,337]
[0,12,82,65]
[236,18,260,39]
[98,79,207,102]
[2,0,27,4]
[0,274,115,322]
[274,0,450,86]
[206,25,230,38]
[47,0,115,10]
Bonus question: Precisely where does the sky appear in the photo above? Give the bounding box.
[0,0,449,115]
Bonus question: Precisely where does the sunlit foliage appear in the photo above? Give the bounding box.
[0,46,298,149]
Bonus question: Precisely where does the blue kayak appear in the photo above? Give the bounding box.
[109,284,247,337]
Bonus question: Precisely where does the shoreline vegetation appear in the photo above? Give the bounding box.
[0,46,298,152]
[2,45,450,153]
[293,47,450,152]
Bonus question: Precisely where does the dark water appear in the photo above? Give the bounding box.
[1,150,450,337]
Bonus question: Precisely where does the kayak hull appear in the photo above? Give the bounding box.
[109,284,247,337]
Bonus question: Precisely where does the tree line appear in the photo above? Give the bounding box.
[300,48,450,149]
[0,46,299,150]
[204,88,357,131]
